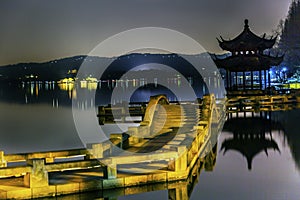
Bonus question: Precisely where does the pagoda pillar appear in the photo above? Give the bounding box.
[268,70,271,88]
[264,70,267,89]
[235,72,238,89]
[229,72,232,90]
[243,71,246,90]
[259,70,262,90]
[226,70,229,89]
[251,71,254,89]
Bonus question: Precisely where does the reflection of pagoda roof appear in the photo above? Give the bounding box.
[223,117,284,134]
[221,116,283,170]
[217,19,277,52]
[213,54,283,71]
[221,136,280,170]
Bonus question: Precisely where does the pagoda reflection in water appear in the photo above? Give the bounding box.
[221,112,284,170]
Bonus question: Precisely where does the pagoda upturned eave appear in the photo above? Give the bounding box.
[217,19,277,52]
[213,54,284,72]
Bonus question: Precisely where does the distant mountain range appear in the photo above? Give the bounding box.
[0,55,87,82]
[0,53,219,82]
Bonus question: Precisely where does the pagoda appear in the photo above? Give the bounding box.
[213,19,283,94]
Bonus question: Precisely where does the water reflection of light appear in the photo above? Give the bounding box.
[154,78,158,87]
[13,76,223,107]
[51,81,55,90]
[72,89,77,99]
[80,77,98,89]
[35,83,39,96]
[80,81,98,90]
[52,98,59,108]
[30,82,34,95]
[80,80,87,88]
[58,83,74,91]
[87,82,97,90]
[57,78,75,91]
[140,78,145,86]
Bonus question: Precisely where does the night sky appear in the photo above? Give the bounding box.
[0,0,292,66]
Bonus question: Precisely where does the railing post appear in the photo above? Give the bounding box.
[127,125,151,146]
[175,146,187,172]
[0,151,7,167]
[24,159,48,188]
[87,143,104,159]
[45,157,54,163]
[103,163,117,179]
[127,127,141,145]
[45,152,54,163]
[140,125,150,137]
[168,146,187,172]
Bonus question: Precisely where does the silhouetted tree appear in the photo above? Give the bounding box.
[278,0,300,70]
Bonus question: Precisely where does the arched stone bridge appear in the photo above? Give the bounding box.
[0,94,226,199]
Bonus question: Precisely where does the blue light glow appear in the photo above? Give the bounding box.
[282,67,287,72]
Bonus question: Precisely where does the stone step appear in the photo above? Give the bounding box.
[153,117,198,122]
[156,111,200,116]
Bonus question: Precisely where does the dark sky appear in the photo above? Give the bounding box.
[0,0,292,66]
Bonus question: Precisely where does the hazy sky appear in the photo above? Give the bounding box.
[0,0,293,66]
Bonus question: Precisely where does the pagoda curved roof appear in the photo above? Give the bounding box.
[213,53,284,71]
[217,19,277,52]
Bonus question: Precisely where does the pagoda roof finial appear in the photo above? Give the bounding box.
[244,19,249,29]
[216,19,278,52]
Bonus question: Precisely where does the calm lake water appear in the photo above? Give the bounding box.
[0,82,300,199]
